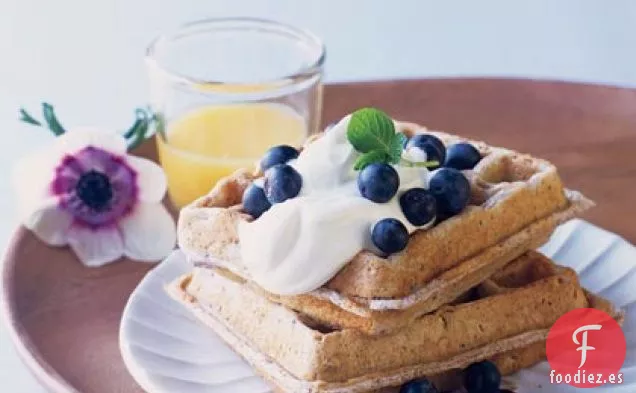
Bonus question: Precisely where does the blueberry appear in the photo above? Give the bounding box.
[357,163,400,203]
[464,360,501,393]
[406,134,446,168]
[399,188,437,226]
[260,145,299,171]
[399,378,439,393]
[242,184,271,219]
[371,218,409,255]
[444,143,481,170]
[429,168,470,216]
[264,164,303,203]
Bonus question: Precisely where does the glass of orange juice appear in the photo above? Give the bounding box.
[145,18,325,209]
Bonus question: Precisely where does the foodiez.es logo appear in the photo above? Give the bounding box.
[573,324,602,368]
[546,308,626,388]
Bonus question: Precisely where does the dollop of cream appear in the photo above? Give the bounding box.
[238,116,433,295]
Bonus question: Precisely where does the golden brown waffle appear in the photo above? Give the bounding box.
[167,251,621,393]
[351,342,546,393]
[271,342,545,393]
[178,122,592,325]
[187,198,583,335]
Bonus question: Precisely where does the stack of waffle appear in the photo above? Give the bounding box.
[168,122,621,393]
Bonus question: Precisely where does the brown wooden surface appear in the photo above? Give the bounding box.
[2,78,635,393]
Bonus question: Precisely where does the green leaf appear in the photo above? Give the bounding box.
[388,132,407,164]
[347,108,396,153]
[19,103,67,136]
[42,103,66,136]
[126,109,150,150]
[354,150,389,170]
[19,108,42,126]
[124,108,148,139]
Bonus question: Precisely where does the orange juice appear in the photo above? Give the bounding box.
[157,103,306,208]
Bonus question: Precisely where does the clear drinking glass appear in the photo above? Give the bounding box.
[145,18,325,209]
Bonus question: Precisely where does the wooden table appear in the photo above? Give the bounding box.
[324,79,636,243]
[3,78,636,393]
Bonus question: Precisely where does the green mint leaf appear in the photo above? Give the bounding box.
[395,132,408,149]
[347,108,396,153]
[354,150,389,170]
[41,103,66,136]
[388,132,407,164]
[19,108,42,126]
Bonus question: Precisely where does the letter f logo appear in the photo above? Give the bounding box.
[573,324,602,368]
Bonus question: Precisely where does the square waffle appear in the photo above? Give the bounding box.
[167,251,621,393]
[177,122,592,334]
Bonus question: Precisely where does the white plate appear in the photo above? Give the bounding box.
[120,219,636,393]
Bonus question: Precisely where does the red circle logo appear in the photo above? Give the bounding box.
[546,308,626,388]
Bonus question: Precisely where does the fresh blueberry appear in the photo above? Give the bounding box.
[357,163,400,203]
[371,218,409,255]
[260,145,299,171]
[263,164,303,203]
[399,188,437,226]
[464,360,501,393]
[242,184,271,219]
[444,143,482,170]
[406,134,446,168]
[429,168,470,216]
[400,378,439,393]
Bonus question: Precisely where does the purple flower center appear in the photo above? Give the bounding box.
[51,146,138,228]
[75,170,113,211]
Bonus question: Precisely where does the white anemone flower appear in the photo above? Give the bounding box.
[12,127,176,267]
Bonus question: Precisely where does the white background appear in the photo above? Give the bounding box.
[1,0,636,391]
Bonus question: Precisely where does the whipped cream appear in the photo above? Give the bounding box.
[238,116,433,295]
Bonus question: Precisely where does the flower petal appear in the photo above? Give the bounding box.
[67,224,124,267]
[54,127,127,156]
[119,203,176,262]
[23,199,73,246]
[126,156,167,202]
[12,150,59,221]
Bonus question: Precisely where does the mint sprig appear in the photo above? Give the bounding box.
[347,108,405,170]
[347,107,440,170]
[347,108,396,153]
[354,150,389,170]
[391,132,408,162]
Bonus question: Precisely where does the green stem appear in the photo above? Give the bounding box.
[400,158,440,168]
[126,108,150,150]
[123,109,147,140]
[42,103,66,136]
[20,103,159,150]
[19,108,42,126]
[19,103,66,136]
